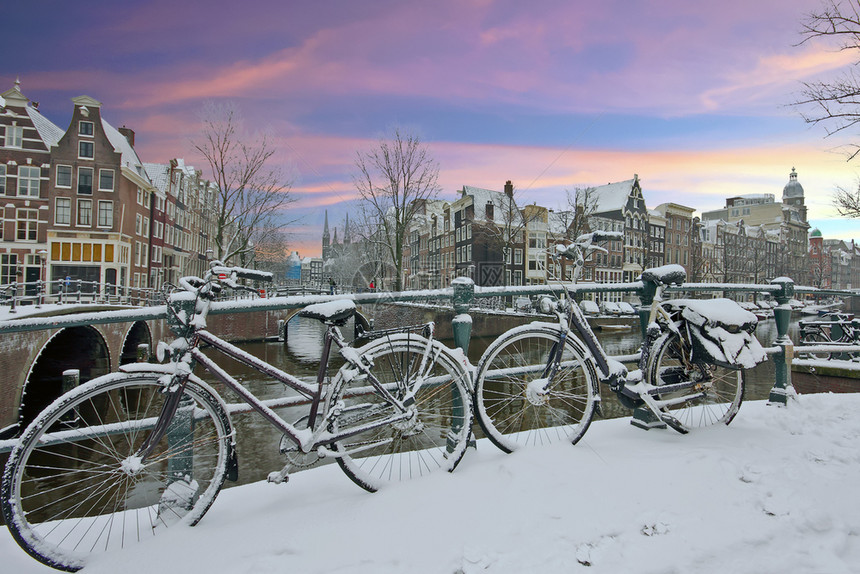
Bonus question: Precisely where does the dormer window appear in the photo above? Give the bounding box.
[79,121,94,136]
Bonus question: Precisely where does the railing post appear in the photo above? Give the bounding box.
[769,277,795,406]
[62,369,80,393]
[9,282,17,314]
[137,343,151,362]
[451,277,474,354]
[636,277,658,338]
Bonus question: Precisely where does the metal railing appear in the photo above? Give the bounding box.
[0,275,857,454]
[0,279,165,311]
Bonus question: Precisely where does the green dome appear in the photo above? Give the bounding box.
[810,228,822,238]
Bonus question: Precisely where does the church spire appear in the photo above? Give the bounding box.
[344,213,351,245]
[322,210,330,260]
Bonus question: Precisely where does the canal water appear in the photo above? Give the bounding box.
[201,314,802,488]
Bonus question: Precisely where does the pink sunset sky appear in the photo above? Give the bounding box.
[4,0,860,257]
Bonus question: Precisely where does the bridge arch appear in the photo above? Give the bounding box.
[119,321,153,365]
[19,326,111,428]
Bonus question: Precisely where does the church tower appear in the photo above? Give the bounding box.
[322,210,331,260]
[782,167,807,223]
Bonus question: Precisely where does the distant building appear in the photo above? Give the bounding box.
[0,80,64,291]
[702,168,810,284]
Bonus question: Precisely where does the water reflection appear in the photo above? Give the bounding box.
[199,315,801,488]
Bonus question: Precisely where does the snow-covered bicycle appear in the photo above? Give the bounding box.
[474,231,767,453]
[1,262,473,572]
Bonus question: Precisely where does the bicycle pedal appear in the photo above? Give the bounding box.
[267,470,290,485]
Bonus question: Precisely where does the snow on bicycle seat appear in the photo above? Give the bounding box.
[298,299,356,326]
[639,264,686,286]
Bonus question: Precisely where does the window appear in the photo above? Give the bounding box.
[78,167,93,195]
[55,197,71,225]
[135,213,142,235]
[56,165,72,188]
[78,121,94,136]
[98,169,114,191]
[17,166,41,197]
[514,249,523,265]
[1,254,17,284]
[5,125,23,148]
[77,199,92,226]
[16,208,38,241]
[0,164,5,195]
[78,140,94,159]
[97,200,113,227]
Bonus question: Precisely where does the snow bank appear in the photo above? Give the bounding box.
[5,395,860,574]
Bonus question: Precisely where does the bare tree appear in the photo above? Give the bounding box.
[353,128,441,291]
[562,186,600,241]
[193,101,295,266]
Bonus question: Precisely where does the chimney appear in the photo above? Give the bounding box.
[118,126,135,147]
[504,180,513,197]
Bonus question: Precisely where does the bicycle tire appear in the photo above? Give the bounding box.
[646,330,744,430]
[331,334,473,492]
[1,372,233,572]
[474,324,598,453]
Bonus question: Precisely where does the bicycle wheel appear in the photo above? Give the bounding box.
[2,372,233,572]
[474,325,598,453]
[331,334,473,492]
[800,331,831,360]
[646,330,744,430]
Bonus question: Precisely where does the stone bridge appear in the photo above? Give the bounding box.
[0,306,308,435]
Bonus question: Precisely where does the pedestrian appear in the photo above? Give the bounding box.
[369,279,375,290]
[329,277,335,295]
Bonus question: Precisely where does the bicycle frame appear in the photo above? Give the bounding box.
[135,291,438,467]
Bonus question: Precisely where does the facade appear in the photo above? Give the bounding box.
[47,95,152,293]
[702,168,810,284]
[0,82,218,298]
[0,81,63,292]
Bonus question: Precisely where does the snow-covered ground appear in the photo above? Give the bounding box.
[4,393,860,573]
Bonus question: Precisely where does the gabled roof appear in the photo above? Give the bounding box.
[587,179,635,214]
[1,81,64,149]
[143,163,170,194]
[101,118,149,182]
[27,107,64,148]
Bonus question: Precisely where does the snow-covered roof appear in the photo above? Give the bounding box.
[144,163,170,194]
[587,179,635,214]
[101,118,149,182]
[26,107,64,149]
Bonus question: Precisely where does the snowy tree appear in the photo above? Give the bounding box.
[353,128,441,292]
[193,101,295,266]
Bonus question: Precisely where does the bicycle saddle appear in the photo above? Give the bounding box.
[298,299,356,326]
[640,264,686,286]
